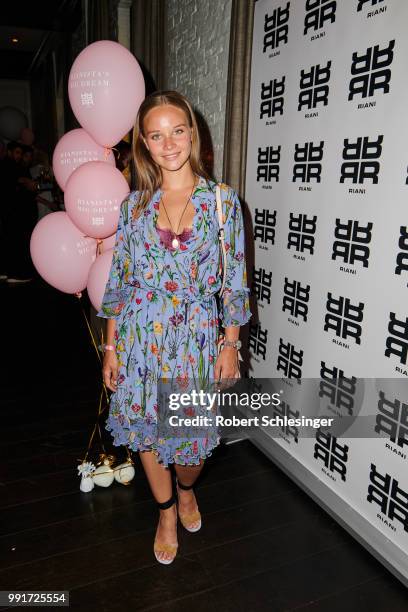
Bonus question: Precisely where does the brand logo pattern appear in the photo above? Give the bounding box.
[282,278,310,321]
[395,226,408,286]
[332,219,373,267]
[319,362,357,416]
[249,323,268,360]
[304,0,337,35]
[253,267,272,304]
[357,0,384,12]
[257,146,281,182]
[314,429,348,481]
[349,40,394,100]
[274,401,300,442]
[260,78,285,118]
[299,61,331,110]
[287,214,317,254]
[263,3,290,52]
[340,135,383,184]
[254,209,277,246]
[375,390,408,449]
[277,339,303,379]
[385,313,408,365]
[367,464,408,532]
[293,141,324,182]
[324,293,364,344]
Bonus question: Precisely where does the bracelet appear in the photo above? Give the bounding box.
[98,344,115,352]
[221,339,242,350]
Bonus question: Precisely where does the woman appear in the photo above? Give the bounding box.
[98,90,252,564]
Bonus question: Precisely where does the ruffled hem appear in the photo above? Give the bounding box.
[105,414,221,468]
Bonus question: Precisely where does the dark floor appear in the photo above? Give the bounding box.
[0,277,407,611]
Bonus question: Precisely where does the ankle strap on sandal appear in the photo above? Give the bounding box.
[177,479,194,491]
[157,493,176,510]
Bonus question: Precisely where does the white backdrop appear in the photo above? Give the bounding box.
[245,0,408,581]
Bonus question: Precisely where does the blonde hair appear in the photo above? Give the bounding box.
[131,90,210,218]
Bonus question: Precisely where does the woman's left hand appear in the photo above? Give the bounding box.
[214,347,240,388]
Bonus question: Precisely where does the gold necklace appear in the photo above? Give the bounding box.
[160,179,197,249]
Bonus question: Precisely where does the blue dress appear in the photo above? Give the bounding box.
[97,175,252,466]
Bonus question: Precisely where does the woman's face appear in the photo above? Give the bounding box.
[142,104,193,173]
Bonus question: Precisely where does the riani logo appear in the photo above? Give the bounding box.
[263,2,290,56]
[252,267,272,306]
[314,429,348,482]
[260,78,285,122]
[282,277,310,324]
[304,0,337,37]
[375,390,407,458]
[298,61,331,114]
[254,208,277,248]
[367,464,408,533]
[277,339,303,381]
[324,293,364,347]
[340,135,383,186]
[385,312,408,372]
[287,213,317,259]
[332,219,373,272]
[257,146,281,185]
[249,323,268,361]
[357,0,385,14]
[349,40,395,107]
[274,401,299,443]
[319,362,357,417]
[293,141,324,185]
[395,226,408,287]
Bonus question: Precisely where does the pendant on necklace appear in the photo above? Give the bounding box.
[172,237,180,249]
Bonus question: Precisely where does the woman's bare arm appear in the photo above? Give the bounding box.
[103,319,118,392]
[106,318,116,345]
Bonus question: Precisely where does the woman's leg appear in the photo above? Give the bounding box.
[174,459,205,530]
[139,450,177,562]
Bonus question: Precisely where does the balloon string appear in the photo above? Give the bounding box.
[81,387,107,463]
[96,239,103,257]
[74,294,133,466]
[75,293,111,463]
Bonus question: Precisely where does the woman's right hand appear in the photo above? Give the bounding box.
[102,350,119,392]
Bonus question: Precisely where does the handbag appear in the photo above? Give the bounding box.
[215,183,243,370]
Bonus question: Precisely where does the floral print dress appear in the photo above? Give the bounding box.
[97,175,252,466]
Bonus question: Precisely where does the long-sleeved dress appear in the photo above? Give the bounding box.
[97,175,252,466]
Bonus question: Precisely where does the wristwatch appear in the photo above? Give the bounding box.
[221,339,242,350]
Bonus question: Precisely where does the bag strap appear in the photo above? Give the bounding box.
[216,184,227,297]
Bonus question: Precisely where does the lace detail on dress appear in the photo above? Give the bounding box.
[156,226,193,251]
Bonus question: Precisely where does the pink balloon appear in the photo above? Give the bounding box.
[20,127,34,145]
[52,128,115,191]
[87,248,114,311]
[30,212,97,294]
[68,40,145,147]
[64,161,129,239]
